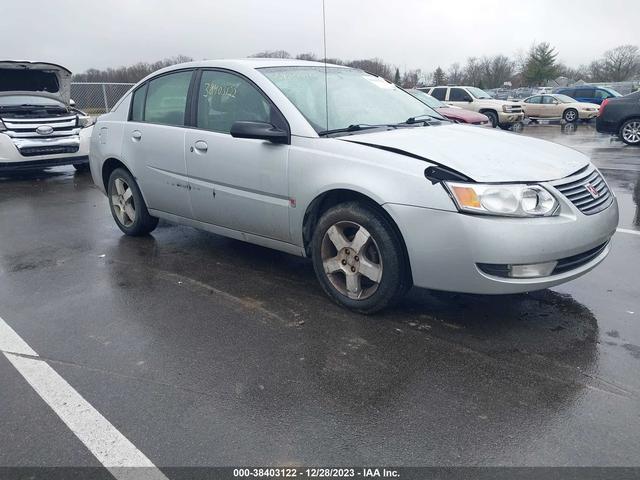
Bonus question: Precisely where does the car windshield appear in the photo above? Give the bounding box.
[604,88,622,97]
[554,94,575,103]
[260,66,445,134]
[408,89,444,109]
[467,87,492,99]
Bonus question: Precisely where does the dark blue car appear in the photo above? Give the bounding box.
[555,86,622,105]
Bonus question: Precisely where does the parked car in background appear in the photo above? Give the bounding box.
[408,89,490,126]
[0,60,93,171]
[519,94,599,122]
[555,85,622,105]
[421,85,524,129]
[596,91,640,145]
[90,59,618,313]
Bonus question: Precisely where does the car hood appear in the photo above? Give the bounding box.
[0,60,72,105]
[340,124,589,182]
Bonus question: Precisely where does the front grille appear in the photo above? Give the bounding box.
[553,241,609,274]
[1,114,78,139]
[552,167,613,215]
[19,145,79,157]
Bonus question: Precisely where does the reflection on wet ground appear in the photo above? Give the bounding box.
[0,125,639,466]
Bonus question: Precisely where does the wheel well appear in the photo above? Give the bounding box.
[301,189,412,280]
[618,116,640,131]
[479,109,497,116]
[101,158,129,191]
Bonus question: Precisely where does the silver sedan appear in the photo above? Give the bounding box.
[89,59,618,313]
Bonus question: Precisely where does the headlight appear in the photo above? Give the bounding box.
[77,115,95,128]
[444,182,559,217]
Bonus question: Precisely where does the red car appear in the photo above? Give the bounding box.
[409,89,490,126]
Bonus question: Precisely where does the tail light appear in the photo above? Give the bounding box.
[598,98,609,117]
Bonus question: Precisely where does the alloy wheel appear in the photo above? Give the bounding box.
[622,121,640,144]
[320,221,383,300]
[564,110,577,122]
[111,177,136,227]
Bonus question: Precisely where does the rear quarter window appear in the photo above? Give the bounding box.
[129,84,147,122]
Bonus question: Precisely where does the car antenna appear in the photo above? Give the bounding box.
[322,0,329,134]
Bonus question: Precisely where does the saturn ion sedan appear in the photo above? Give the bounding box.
[89,59,619,313]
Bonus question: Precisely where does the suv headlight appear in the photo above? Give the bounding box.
[77,114,95,128]
[444,182,559,217]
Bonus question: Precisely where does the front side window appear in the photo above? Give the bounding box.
[449,88,472,102]
[143,71,192,126]
[260,66,443,133]
[577,88,595,98]
[542,95,556,104]
[526,96,542,104]
[196,70,273,133]
[430,87,447,101]
[467,87,492,99]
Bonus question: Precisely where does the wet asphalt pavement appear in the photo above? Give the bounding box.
[0,122,639,470]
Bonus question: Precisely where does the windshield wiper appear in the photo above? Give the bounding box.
[403,114,446,124]
[318,124,392,136]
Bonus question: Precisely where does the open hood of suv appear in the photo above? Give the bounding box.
[341,124,589,183]
[0,61,72,105]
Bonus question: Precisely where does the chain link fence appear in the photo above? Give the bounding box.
[70,82,135,115]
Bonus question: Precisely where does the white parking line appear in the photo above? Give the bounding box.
[617,228,640,236]
[0,315,168,480]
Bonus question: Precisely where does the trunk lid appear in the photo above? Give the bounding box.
[0,61,72,105]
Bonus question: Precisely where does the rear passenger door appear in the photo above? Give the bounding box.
[429,87,448,102]
[121,70,194,219]
[184,69,291,242]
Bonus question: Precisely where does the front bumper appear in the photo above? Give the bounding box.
[497,111,525,124]
[0,127,91,170]
[579,110,599,120]
[385,196,619,294]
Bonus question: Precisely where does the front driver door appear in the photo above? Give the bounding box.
[185,69,291,242]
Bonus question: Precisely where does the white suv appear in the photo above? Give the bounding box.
[421,86,524,129]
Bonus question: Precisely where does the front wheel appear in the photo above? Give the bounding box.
[483,111,498,128]
[563,108,578,123]
[107,168,158,236]
[311,202,410,314]
[619,119,640,145]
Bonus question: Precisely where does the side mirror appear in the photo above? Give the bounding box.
[465,97,473,102]
[230,121,289,144]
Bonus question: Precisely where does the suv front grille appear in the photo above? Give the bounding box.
[552,167,613,215]
[2,114,78,139]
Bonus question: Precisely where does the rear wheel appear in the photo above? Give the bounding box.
[563,108,578,123]
[619,119,640,145]
[107,168,158,236]
[311,202,410,314]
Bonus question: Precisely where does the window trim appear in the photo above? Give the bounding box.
[189,67,291,143]
[127,68,195,127]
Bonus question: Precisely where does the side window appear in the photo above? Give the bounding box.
[542,95,556,104]
[129,84,147,121]
[526,96,542,104]
[196,70,276,133]
[144,71,192,126]
[430,87,447,101]
[449,88,471,102]
[561,89,575,98]
[594,89,609,100]
[577,88,595,98]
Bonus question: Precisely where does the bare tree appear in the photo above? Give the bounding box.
[463,57,484,87]
[248,50,291,58]
[348,58,394,81]
[296,53,318,61]
[447,63,464,85]
[601,45,640,81]
[72,55,193,82]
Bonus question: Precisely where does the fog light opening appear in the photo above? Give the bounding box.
[508,261,557,278]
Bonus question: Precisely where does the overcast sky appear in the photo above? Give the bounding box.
[2,0,639,74]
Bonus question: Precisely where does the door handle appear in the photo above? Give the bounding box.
[193,140,208,153]
[131,130,142,141]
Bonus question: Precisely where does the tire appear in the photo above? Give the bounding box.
[483,110,498,128]
[311,201,410,314]
[73,163,90,172]
[107,168,158,236]
[498,123,512,131]
[619,119,640,146]
[563,108,578,123]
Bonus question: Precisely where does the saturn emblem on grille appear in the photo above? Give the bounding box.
[36,125,54,135]
[585,183,601,199]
